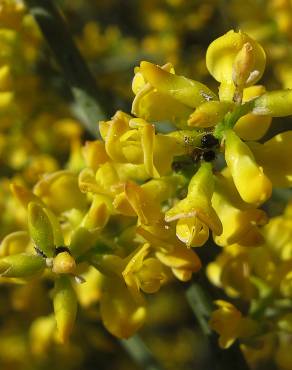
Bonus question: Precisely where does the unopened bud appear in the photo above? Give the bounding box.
[52,252,76,275]
[0,254,46,278]
[28,202,55,258]
[53,276,77,343]
[232,42,255,87]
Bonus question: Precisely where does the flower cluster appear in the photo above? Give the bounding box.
[1,25,292,370]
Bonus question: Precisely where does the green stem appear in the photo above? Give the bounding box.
[186,281,213,336]
[24,0,108,137]
[120,335,165,370]
[214,100,254,140]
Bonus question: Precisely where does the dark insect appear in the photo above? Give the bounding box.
[201,133,219,148]
[34,246,47,258]
[54,246,71,256]
[201,150,216,162]
[190,148,202,163]
[172,133,218,171]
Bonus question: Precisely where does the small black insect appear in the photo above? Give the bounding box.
[54,246,71,256]
[201,134,219,149]
[34,246,47,258]
[172,161,184,172]
[201,150,216,162]
[190,148,202,163]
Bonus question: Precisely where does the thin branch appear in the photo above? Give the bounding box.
[120,335,165,370]
[24,0,108,137]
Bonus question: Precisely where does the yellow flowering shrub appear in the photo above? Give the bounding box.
[2,1,292,369]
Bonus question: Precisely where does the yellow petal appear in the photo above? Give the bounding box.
[188,101,234,128]
[165,163,222,236]
[100,277,146,339]
[212,174,268,246]
[140,61,217,108]
[248,131,292,187]
[206,30,266,85]
[224,129,272,205]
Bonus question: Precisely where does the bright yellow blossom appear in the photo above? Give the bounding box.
[165,162,222,247]
[209,300,258,349]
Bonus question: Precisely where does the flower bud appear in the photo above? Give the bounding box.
[224,129,272,205]
[0,253,46,278]
[188,101,234,127]
[28,202,55,258]
[139,61,217,108]
[232,42,256,88]
[253,89,292,117]
[165,162,222,246]
[53,276,77,343]
[82,194,112,230]
[69,227,97,258]
[206,30,266,87]
[0,231,30,257]
[52,252,76,275]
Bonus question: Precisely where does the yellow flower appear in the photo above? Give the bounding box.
[98,112,184,177]
[94,243,168,338]
[207,245,257,299]
[165,162,222,247]
[234,85,272,140]
[209,300,258,348]
[156,243,201,281]
[113,181,162,224]
[29,315,56,356]
[263,214,292,261]
[114,175,185,225]
[82,140,109,171]
[132,61,216,127]
[224,129,272,205]
[212,173,268,246]
[206,30,266,101]
[248,131,292,188]
[100,276,146,339]
[122,243,167,303]
[33,170,87,214]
